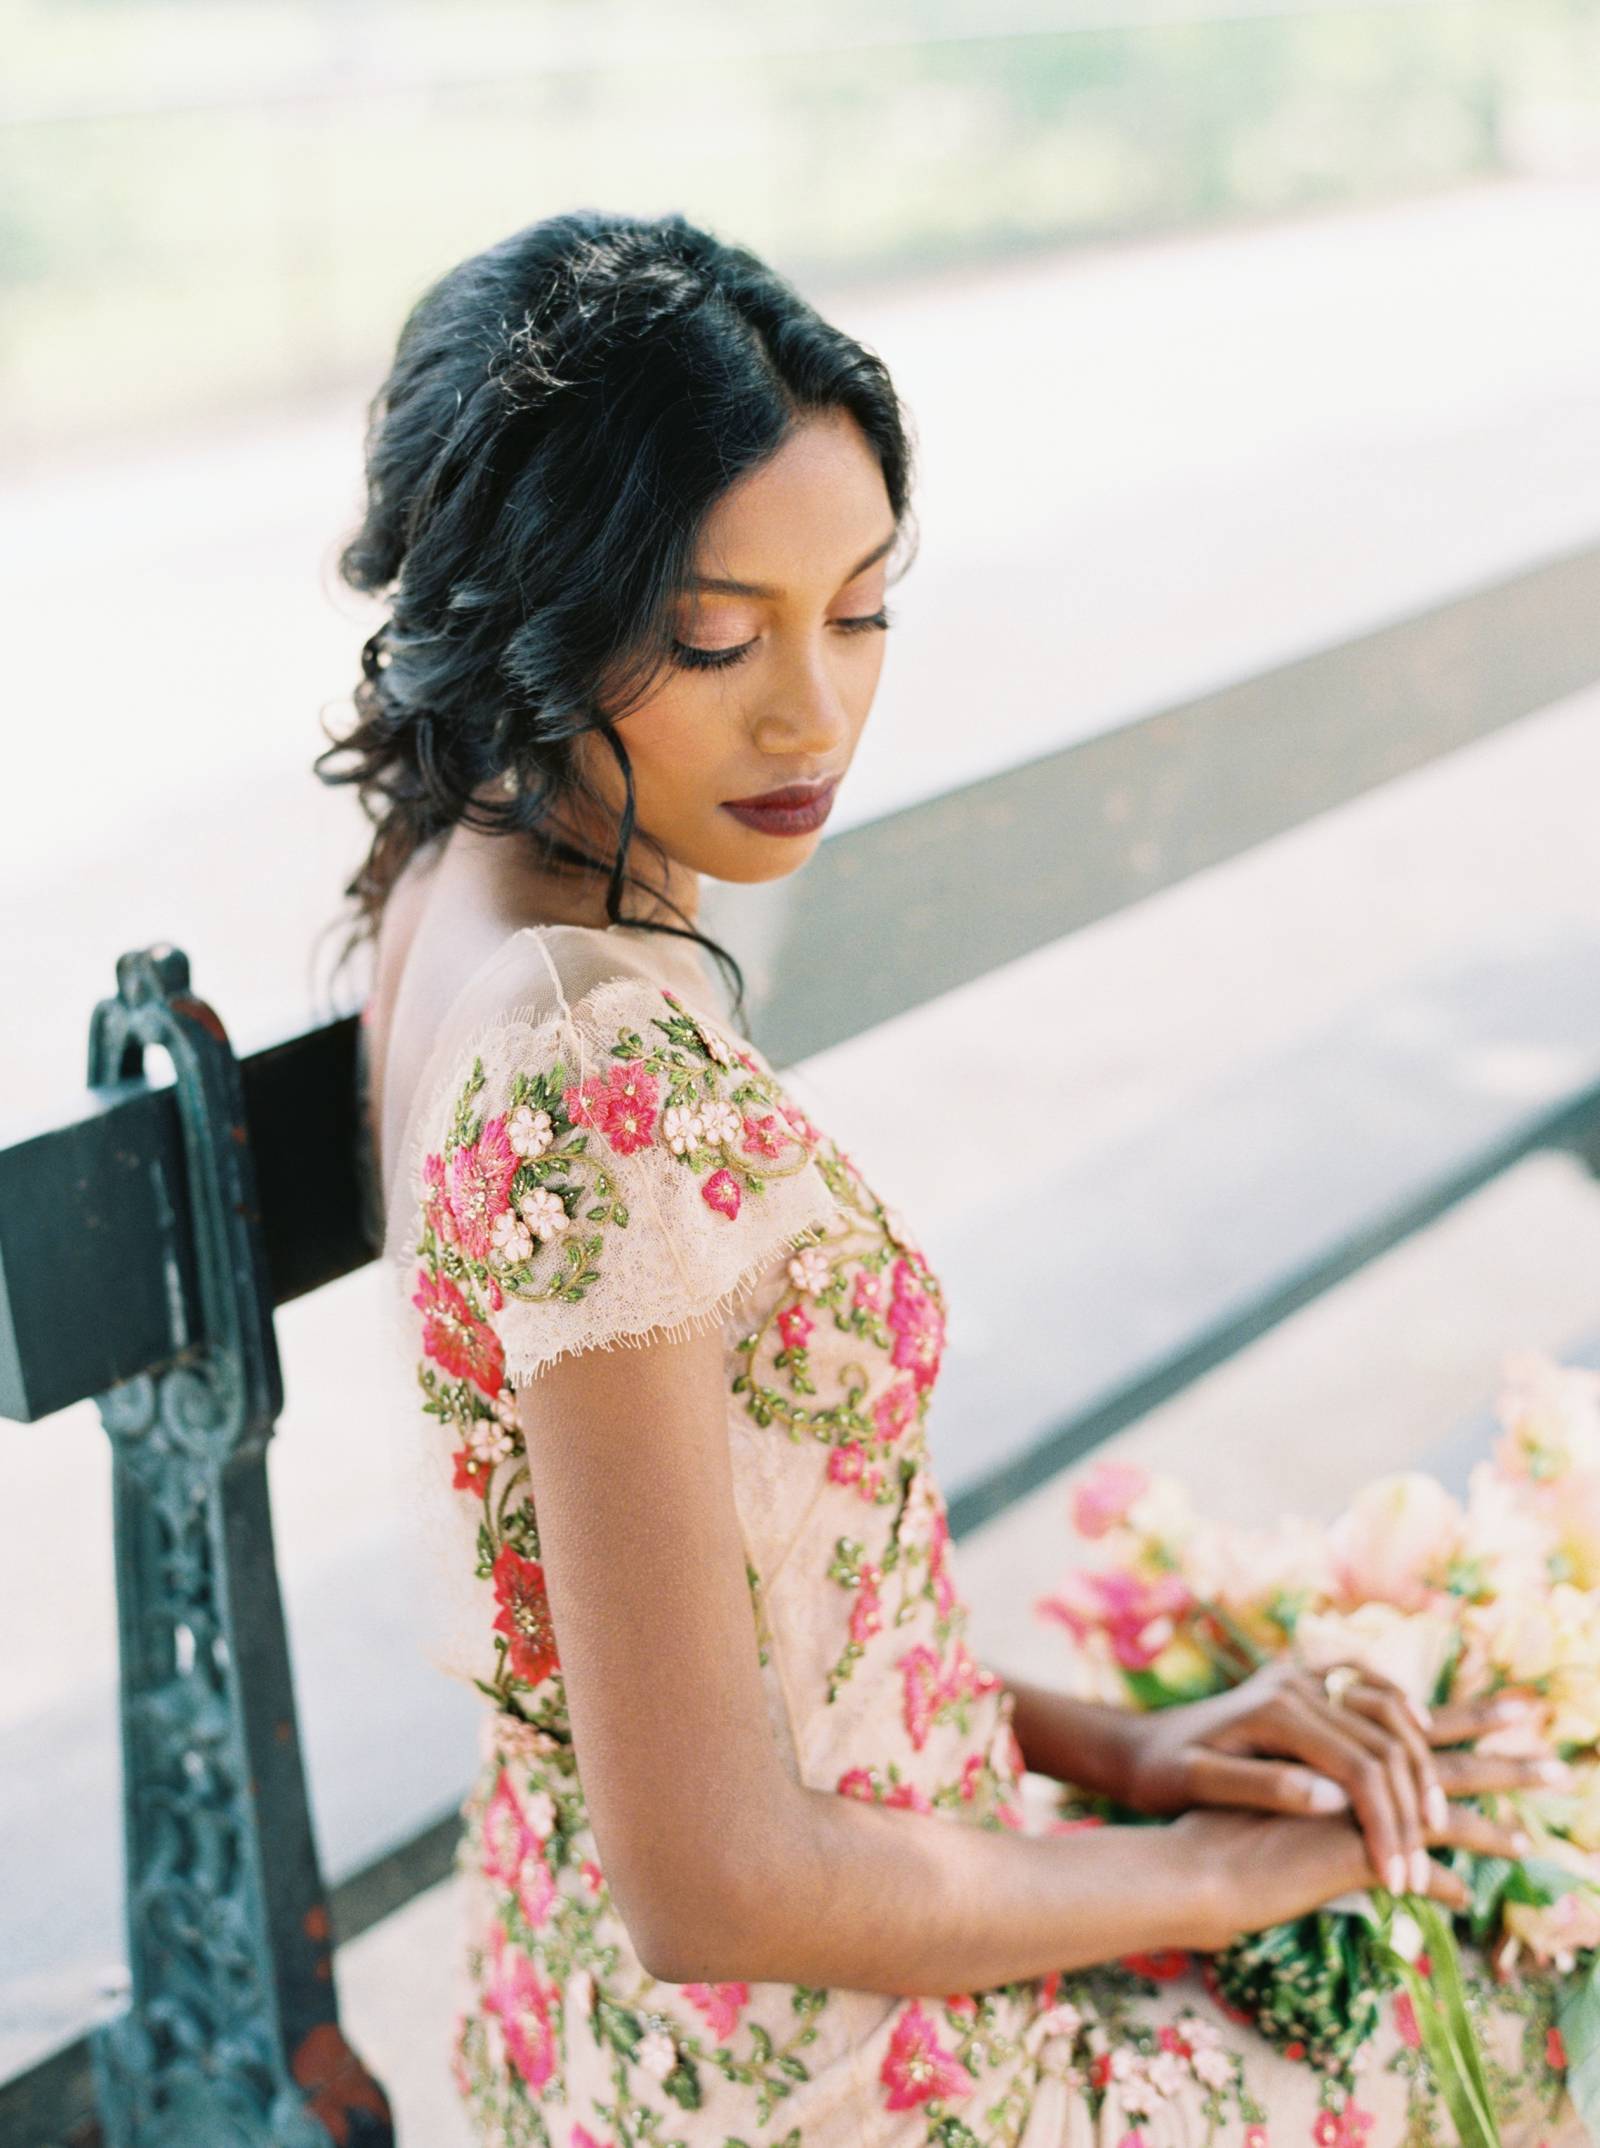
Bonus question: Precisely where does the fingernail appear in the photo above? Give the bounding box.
[1306,1775,1349,1813]
[1410,1849,1431,1893]
[1386,1854,1408,1893]
[1511,1832,1533,1855]
[1491,1694,1537,1720]
[1426,1783,1449,1830]
[1536,1758,1575,1786]
[1408,1699,1433,1731]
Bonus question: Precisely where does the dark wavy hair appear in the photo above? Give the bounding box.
[313,207,919,1029]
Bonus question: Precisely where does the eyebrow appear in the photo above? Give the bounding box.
[688,528,897,599]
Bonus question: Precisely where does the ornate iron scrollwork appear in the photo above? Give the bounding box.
[86,945,392,2147]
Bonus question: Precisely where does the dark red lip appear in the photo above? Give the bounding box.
[723,779,838,808]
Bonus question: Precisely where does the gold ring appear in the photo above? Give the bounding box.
[1323,1665,1360,1709]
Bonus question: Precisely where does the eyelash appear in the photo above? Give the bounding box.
[670,605,895,672]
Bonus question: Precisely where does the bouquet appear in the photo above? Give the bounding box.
[1034,1351,1600,2148]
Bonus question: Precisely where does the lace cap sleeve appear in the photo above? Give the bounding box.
[395,960,842,1391]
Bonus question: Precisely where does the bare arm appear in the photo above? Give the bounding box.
[515,1325,1446,1994]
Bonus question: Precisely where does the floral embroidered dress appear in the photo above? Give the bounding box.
[374,921,1584,2148]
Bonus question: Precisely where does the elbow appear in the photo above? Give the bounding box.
[621,1790,809,1987]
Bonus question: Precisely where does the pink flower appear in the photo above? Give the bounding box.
[829,1442,865,1485]
[1245,2131,1270,2148]
[897,1643,947,1750]
[446,1116,520,1262]
[414,1269,505,1398]
[490,1545,561,1686]
[852,1268,884,1312]
[1393,1991,1421,2049]
[683,1982,750,2042]
[872,1379,919,1442]
[1037,1569,1194,1671]
[879,1999,977,2110]
[837,1766,878,1800]
[777,1303,815,1352]
[700,1166,742,1219]
[1116,2134,1148,2148]
[1072,1460,1151,1539]
[563,1063,660,1154]
[572,2128,613,2148]
[884,1779,934,1814]
[741,1111,786,1159]
[850,1561,884,1645]
[888,1259,945,1391]
[1328,1474,1462,1611]
[480,1767,558,1929]
[482,1920,561,2092]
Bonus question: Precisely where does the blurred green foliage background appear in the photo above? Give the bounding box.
[2,0,1596,460]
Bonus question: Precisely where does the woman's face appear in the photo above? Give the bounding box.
[578,404,897,901]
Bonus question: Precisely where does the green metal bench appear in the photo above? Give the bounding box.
[6,536,1600,2147]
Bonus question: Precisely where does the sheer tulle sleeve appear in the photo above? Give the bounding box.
[395,962,843,1394]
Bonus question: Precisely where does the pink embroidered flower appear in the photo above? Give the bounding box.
[850,1561,885,1645]
[684,1982,750,2042]
[580,1859,604,1893]
[452,1447,493,1495]
[888,1258,945,1391]
[872,1378,918,1442]
[563,1063,660,1154]
[777,1303,815,1352]
[897,1644,947,1751]
[941,1640,1003,1705]
[740,1111,786,1160]
[482,1920,561,2092]
[1072,1460,1152,1539]
[959,1753,983,1802]
[423,1149,459,1246]
[491,1545,561,1686]
[480,1768,558,1928]
[838,1766,878,1800]
[861,1465,885,1501]
[995,1799,1025,1829]
[1245,2131,1270,2148]
[445,1116,520,1262]
[879,1998,977,2110]
[945,1993,980,2016]
[828,1442,865,1485]
[884,1780,934,1814]
[414,1269,506,1398]
[572,2128,613,2148]
[852,1268,884,1312]
[1548,2027,1568,2070]
[701,1166,742,1219]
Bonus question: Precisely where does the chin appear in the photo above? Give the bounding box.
[700,828,825,885]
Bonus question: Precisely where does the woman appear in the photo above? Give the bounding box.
[318,211,1581,2145]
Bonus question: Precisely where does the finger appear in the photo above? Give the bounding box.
[1342,1680,1450,1836]
[1183,1747,1352,1817]
[1429,1799,1533,1863]
[1421,1855,1471,1914]
[1277,1694,1410,1896]
[1320,1694,1431,1895]
[1435,1749,1575,1798]
[1305,1659,1432,1737]
[1427,1691,1546,1747]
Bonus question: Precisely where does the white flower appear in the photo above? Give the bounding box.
[492,1388,519,1429]
[699,1025,735,1067]
[661,1103,704,1155]
[490,1211,533,1267]
[570,1968,596,2017]
[1108,2046,1138,2082]
[787,1245,833,1296]
[636,2027,678,2079]
[1036,2000,1082,2040]
[507,1104,554,1159]
[1193,2046,1232,2089]
[466,1418,515,1465]
[522,1788,558,1838]
[518,1187,570,1240]
[1147,2050,1188,2098]
[700,1098,742,1146]
[1388,1907,1425,1962]
[1118,2067,1159,2115]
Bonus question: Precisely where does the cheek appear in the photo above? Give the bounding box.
[620,686,731,806]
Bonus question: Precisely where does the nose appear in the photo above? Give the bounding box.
[749,639,856,762]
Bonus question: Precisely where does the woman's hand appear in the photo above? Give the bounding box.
[1118,1657,1568,1898]
[1168,1804,1471,1954]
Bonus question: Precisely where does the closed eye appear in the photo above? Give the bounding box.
[670,606,894,673]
